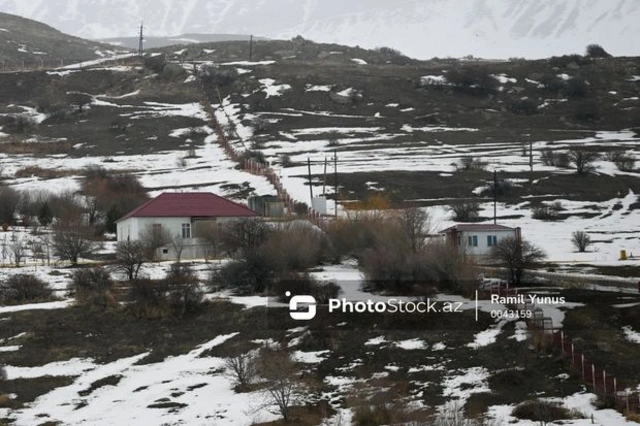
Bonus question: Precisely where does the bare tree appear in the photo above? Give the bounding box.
[571,231,592,253]
[83,195,101,226]
[396,207,430,253]
[139,224,171,261]
[52,220,100,265]
[257,348,303,422]
[490,236,547,286]
[224,352,258,390]
[29,237,45,265]
[170,234,186,263]
[9,237,26,267]
[114,240,146,281]
[568,148,599,174]
[38,233,52,265]
[196,222,223,261]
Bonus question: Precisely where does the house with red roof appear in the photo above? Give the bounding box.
[116,192,259,260]
[441,223,521,257]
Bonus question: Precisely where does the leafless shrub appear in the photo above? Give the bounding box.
[256,347,303,423]
[221,219,270,255]
[532,201,563,221]
[568,148,599,174]
[165,263,204,317]
[139,224,171,261]
[612,153,636,172]
[0,274,52,305]
[457,156,486,171]
[571,231,592,252]
[540,149,570,168]
[71,267,116,308]
[434,401,480,425]
[349,379,429,425]
[450,202,481,222]
[224,352,258,391]
[261,222,327,274]
[126,279,171,319]
[512,399,577,423]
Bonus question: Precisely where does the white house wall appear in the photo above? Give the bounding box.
[460,229,516,257]
[117,217,191,241]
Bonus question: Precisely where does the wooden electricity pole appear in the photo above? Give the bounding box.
[493,169,498,224]
[307,157,314,202]
[334,151,338,218]
[249,35,253,62]
[323,157,328,195]
[138,22,144,56]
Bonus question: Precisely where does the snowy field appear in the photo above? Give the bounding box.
[2,261,640,425]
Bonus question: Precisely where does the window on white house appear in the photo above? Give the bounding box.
[182,223,191,239]
[467,235,478,247]
[487,235,498,246]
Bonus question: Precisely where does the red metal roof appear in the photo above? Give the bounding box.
[118,192,259,222]
[441,224,517,233]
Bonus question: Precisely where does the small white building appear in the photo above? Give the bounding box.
[116,192,259,260]
[441,224,521,257]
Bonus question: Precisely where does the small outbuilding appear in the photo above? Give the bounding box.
[441,224,521,258]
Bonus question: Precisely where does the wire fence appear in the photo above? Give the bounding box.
[551,330,640,414]
[199,81,329,229]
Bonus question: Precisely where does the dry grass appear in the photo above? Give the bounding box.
[0,140,73,155]
[14,165,80,179]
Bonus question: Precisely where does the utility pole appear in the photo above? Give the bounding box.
[493,169,498,225]
[138,22,144,57]
[334,151,338,218]
[307,157,314,202]
[323,157,328,195]
[249,35,253,62]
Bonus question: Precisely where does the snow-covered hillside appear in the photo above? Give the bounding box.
[0,0,638,59]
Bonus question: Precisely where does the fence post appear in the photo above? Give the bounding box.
[571,342,575,365]
[581,354,585,381]
[592,364,596,391]
[614,377,617,395]
[603,370,607,396]
[626,391,630,413]
[561,331,564,355]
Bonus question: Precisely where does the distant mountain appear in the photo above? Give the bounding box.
[0,0,638,59]
[101,33,266,50]
[0,12,127,64]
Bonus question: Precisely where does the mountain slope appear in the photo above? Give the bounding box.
[0,0,638,59]
[0,12,126,63]
[101,33,265,50]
